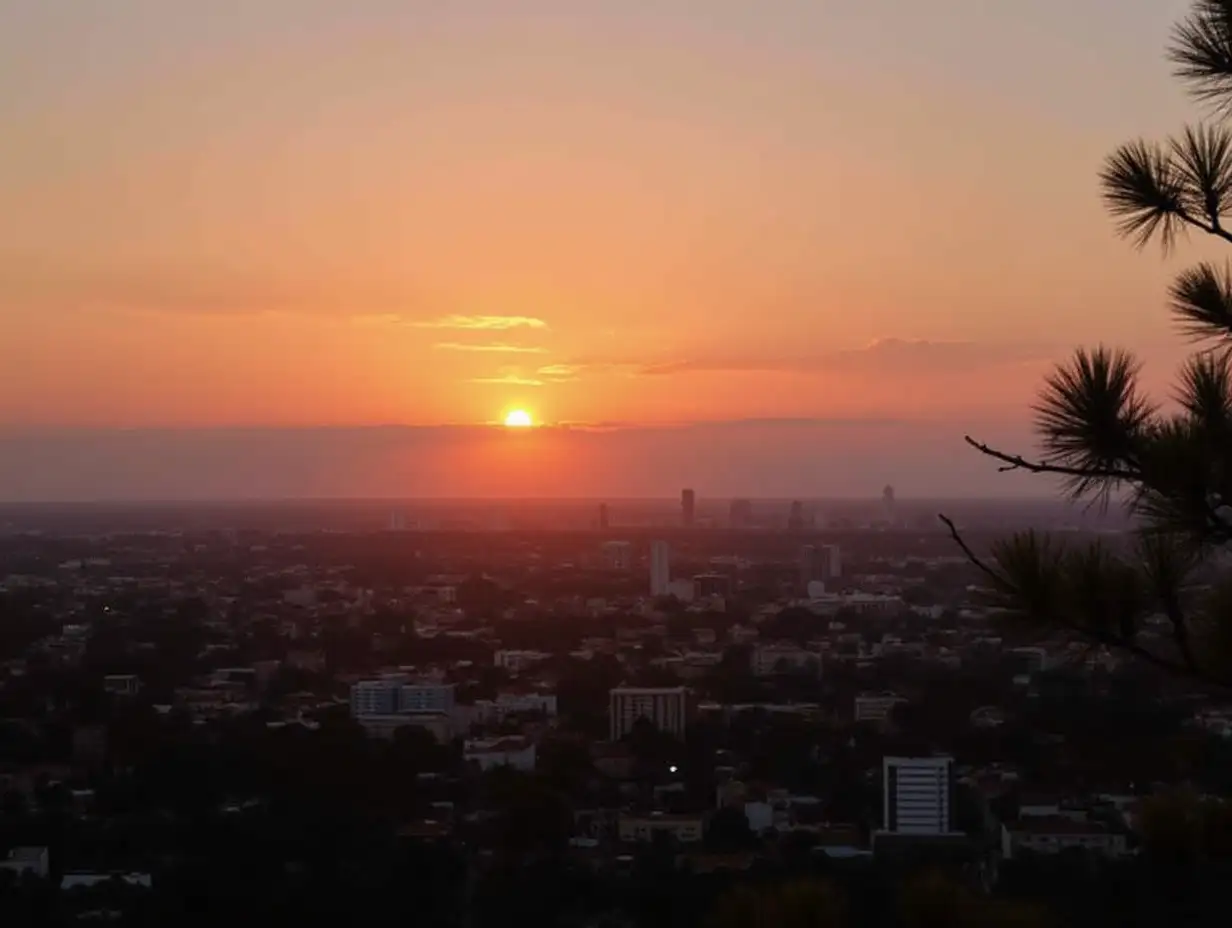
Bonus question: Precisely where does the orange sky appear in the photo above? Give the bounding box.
[0,0,1211,431]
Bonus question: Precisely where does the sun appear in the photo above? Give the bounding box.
[503,409,534,428]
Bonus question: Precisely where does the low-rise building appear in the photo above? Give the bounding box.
[0,847,49,880]
[463,736,537,772]
[617,812,704,844]
[751,643,821,678]
[1003,818,1129,858]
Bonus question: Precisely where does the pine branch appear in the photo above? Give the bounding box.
[938,514,1229,687]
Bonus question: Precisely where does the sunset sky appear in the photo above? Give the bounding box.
[0,1,1217,498]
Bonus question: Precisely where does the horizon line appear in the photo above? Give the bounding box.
[0,414,1034,434]
[0,495,1107,506]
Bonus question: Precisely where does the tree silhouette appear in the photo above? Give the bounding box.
[707,880,848,928]
[943,0,1232,690]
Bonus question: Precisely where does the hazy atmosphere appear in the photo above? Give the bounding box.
[0,0,1201,498]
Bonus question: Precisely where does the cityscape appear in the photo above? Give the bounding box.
[6,0,1232,926]
[0,491,1225,924]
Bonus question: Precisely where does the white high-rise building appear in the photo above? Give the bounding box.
[609,686,689,741]
[821,544,842,580]
[881,755,955,835]
[649,541,672,597]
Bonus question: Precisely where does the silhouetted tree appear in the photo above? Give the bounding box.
[707,880,847,928]
[944,0,1232,690]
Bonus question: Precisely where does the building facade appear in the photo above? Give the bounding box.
[882,755,955,835]
[609,686,689,741]
[649,541,672,597]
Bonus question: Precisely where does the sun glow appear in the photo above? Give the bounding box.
[503,409,534,428]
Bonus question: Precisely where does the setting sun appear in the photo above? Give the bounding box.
[503,409,534,428]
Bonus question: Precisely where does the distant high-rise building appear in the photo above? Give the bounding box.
[788,501,805,532]
[681,489,695,528]
[729,499,752,529]
[882,485,897,526]
[387,511,407,532]
[798,544,821,594]
[821,544,842,580]
[650,541,672,597]
[609,686,690,741]
[601,540,633,571]
[882,755,955,835]
[598,503,610,531]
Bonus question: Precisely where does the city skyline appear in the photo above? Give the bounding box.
[0,417,1068,500]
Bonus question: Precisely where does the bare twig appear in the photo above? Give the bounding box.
[937,513,1005,588]
[963,437,1138,480]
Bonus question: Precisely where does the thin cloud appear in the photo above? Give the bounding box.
[435,342,547,354]
[414,315,548,331]
[535,363,583,383]
[468,374,545,386]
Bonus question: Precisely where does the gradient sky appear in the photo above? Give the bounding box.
[0,1,1217,497]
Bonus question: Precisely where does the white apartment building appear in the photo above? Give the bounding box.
[0,847,49,880]
[399,683,455,714]
[649,541,672,597]
[350,677,406,717]
[102,674,141,696]
[751,644,822,678]
[495,691,557,716]
[609,686,689,741]
[808,592,902,616]
[493,649,550,673]
[617,813,703,844]
[881,756,956,835]
[854,693,907,724]
[1003,818,1128,859]
[463,736,537,772]
[349,677,454,718]
[470,692,558,725]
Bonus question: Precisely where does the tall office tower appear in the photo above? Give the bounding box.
[609,686,690,741]
[798,544,821,594]
[387,511,407,532]
[649,540,672,597]
[681,488,696,528]
[788,500,805,532]
[882,756,955,835]
[729,498,752,529]
[601,540,633,570]
[821,544,842,580]
[598,503,610,531]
